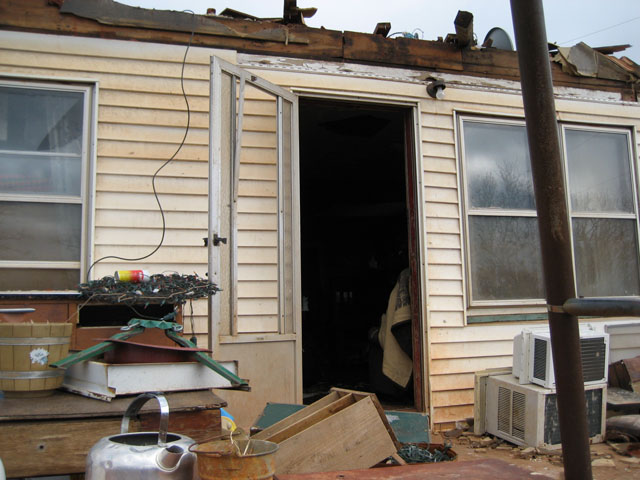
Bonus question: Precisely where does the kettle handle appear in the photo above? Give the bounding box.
[121,392,169,446]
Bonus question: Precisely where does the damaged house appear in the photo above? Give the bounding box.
[1,0,640,431]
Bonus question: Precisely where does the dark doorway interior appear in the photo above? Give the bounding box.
[299,98,413,406]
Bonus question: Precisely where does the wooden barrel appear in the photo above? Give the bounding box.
[0,323,72,397]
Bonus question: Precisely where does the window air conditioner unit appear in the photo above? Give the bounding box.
[513,325,609,388]
[485,374,606,449]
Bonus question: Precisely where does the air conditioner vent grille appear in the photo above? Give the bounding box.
[497,386,511,434]
[512,391,526,440]
[533,338,547,381]
[581,337,606,382]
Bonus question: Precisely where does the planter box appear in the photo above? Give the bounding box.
[252,388,400,474]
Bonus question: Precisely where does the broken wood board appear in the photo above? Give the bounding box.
[253,388,400,474]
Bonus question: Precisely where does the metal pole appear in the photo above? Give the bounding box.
[509,2,593,479]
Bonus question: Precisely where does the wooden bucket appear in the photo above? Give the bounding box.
[0,323,72,397]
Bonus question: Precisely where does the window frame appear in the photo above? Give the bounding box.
[458,113,640,310]
[0,78,95,292]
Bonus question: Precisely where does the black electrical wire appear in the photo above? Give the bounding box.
[86,11,197,282]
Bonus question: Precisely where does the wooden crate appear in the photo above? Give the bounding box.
[252,388,400,474]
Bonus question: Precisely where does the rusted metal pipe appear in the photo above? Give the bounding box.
[563,297,640,317]
[510,2,593,479]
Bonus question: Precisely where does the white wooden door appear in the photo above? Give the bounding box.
[208,57,301,419]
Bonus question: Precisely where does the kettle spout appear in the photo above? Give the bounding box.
[156,445,185,471]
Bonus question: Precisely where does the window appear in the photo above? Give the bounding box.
[459,116,639,306]
[0,81,93,291]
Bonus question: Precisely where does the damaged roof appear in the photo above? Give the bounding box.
[2,0,639,100]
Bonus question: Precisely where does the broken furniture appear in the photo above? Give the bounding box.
[0,389,224,478]
[252,402,430,444]
[252,388,401,474]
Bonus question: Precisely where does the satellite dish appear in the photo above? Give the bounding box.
[483,27,514,51]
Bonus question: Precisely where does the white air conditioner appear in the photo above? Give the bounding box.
[485,374,606,449]
[513,324,609,388]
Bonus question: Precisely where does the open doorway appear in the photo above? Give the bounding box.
[299,98,420,409]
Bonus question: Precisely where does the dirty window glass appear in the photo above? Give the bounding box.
[0,83,88,291]
[461,118,639,306]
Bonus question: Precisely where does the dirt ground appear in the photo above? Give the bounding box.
[429,430,640,480]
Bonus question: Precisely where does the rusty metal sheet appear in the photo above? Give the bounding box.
[275,459,553,479]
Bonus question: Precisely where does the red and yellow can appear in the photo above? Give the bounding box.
[114,270,150,283]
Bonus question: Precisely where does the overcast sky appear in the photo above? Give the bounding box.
[119,1,639,63]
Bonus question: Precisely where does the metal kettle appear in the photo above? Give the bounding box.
[86,393,196,480]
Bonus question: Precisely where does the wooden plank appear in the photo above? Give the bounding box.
[253,391,341,440]
[0,389,225,421]
[237,315,279,333]
[274,395,398,474]
[0,401,222,478]
[265,394,356,444]
[237,298,278,316]
[343,31,462,71]
[1,417,121,477]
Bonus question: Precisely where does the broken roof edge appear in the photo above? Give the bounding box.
[553,42,639,85]
[3,0,637,99]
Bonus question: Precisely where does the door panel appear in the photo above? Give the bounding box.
[209,57,301,418]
